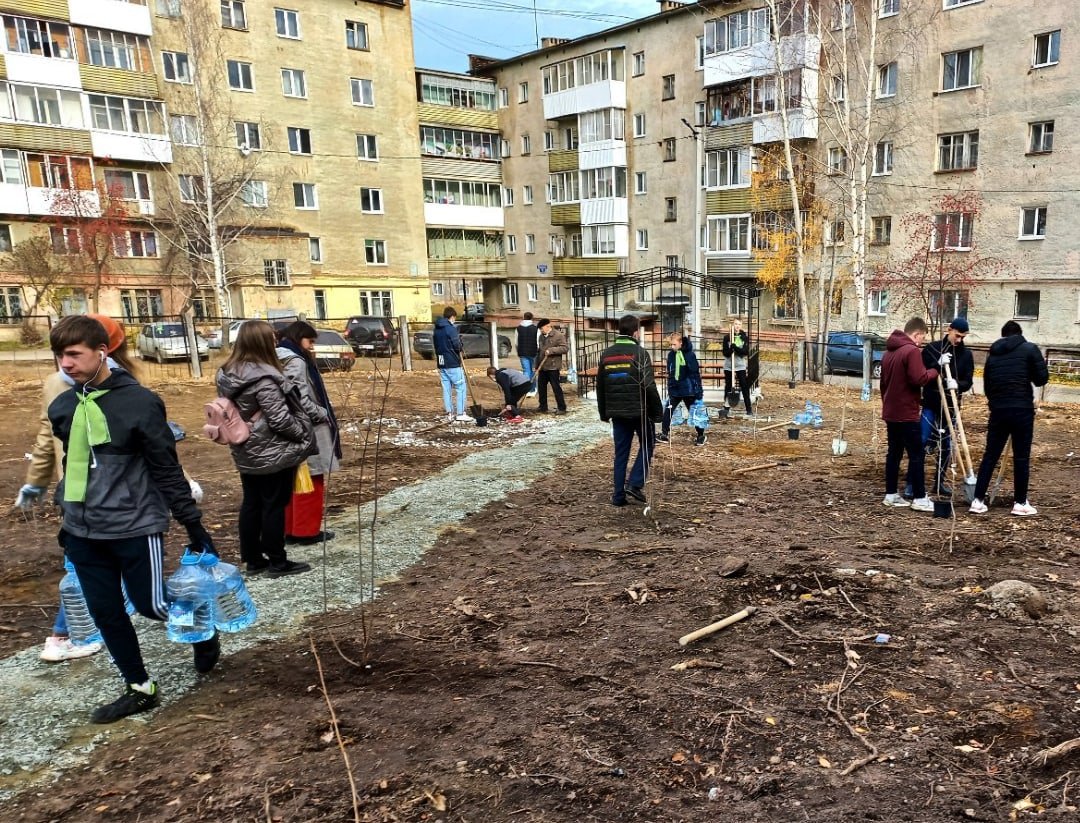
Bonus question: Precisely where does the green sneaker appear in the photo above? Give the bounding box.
[91,682,160,724]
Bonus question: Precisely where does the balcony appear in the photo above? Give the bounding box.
[577,139,625,171]
[69,0,153,36]
[428,258,507,278]
[3,53,81,90]
[753,106,818,143]
[580,197,627,225]
[79,66,160,99]
[26,186,101,216]
[553,257,622,277]
[542,80,625,121]
[424,202,503,229]
[416,102,498,131]
[550,203,580,225]
[0,123,93,154]
[90,130,172,164]
[703,34,820,87]
[9,0,70,20]
[547,149,578,173]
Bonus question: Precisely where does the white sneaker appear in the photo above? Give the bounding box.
[40,636,103,662]
[910,497,934,512]
[526,390,537,398]
[969,498,988,514]
[882,494,910,508]
[455,414,474,422]
[1011,501,1038,517]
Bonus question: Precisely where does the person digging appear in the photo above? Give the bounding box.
[487,366,531,423]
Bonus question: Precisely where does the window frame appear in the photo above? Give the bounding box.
[235,120,261,151]
[161,50,192,84]
[1028,120,1054,154]
[357,133,378,161]
[360,187,383,214]
[931,212,973,251]
[274,8,301,39]
[871,215,892,245]
[877,62,897,98]
[661,74,675,100]
[287,126,311,155]
[281,68,307,99]
[221,0,247,30]
[292,181,318,210]
[937,130,978,171]
[632,51,645,76]
[364,238,387,265]
[1013,289,1040,320]
[636,228,649,250]
[240,179,268,208]
[879,0,900,17]
[263,258,289,288]
[942,47,981,92]
[227,60,254,92]
[873,140,894,176]
[1018,206,1047,240]
[309,237,323,263]
[634,171,647,194]
[868,289,889,316]
[345,20,369,51]
[350,77,374,107]
[1032,30,1060,69]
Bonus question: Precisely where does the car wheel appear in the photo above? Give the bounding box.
[420,352,434,360]
[498,341,511,358]
[872,362,882,380]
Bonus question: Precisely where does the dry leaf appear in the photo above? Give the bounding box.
[765,716,777,726]
[95,805,109,813]
[845,648,861,668]
[818,756,832,768]
[671,751,686,763]
[193,772,212,783]
[452,597,479,617]
[424,790,447,812]
[320,730,335,744]
[953,745,980,754]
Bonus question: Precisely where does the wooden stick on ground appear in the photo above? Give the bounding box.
[678,606,757,646]
[733,462,781,475]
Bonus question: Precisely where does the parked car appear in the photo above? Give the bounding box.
[824,331,887,379]
[136,323,209,363]
[462,303,486,321]
[413,322,512,360]
[312,329,356,372]
[343,316,397,356]
[205,320,246,350]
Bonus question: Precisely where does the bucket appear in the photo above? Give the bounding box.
[787,427,800,440]
[932,499,953,518]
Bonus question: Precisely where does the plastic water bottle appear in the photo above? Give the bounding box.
[860,383,871,402]
[59,560,103,646]
[811,402,823,428]
[805,400,813,415]
[671,402,688,426]
[165,549,216,644]
[199,554,257,633]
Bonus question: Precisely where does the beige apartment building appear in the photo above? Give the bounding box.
[0,0,429,340]
[476,0,1080,347]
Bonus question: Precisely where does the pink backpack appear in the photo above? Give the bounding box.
[203,397,259,445]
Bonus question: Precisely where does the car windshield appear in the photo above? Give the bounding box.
[316,331,347,345]
[152,324,185,338]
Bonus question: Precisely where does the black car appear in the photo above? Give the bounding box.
[824,331,887,379]
[343,316,397,356]
[462,303,486,321]
[413,322,512,359]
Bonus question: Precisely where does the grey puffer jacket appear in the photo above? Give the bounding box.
[276,346,338,476]
[215,362,317,475]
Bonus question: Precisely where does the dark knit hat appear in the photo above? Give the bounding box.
[536,318,551,329]
[948,317,969,334]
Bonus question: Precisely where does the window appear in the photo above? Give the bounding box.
[227,60,254,91]
[704,8,772,55]
[937,131,978,171]
[879,0,899,16]
[774,279,800,320]
[364,239,386,265]
[663,137,677,161]
[5,16,73,58]
[221,0,247,29]
[313,290,326,320]
[357,133,378,160]
[360,187,383,213]
[569,233,582,257]
[580,167,627,199]
[665,255,680,271]
[1019,207,1047,239]
[633,113,646,137]
[423,179,502,207]
[178,174,203,203]
[431,282,445,297]
[13,85,84,127]
[1029,121,1054,154]
[0,286,22,324]
[868,289,889,316]
[281,68,306,98]
[527,283,538,302]
[241,180,268,207]
[359,290,392,316]
[695,100,706,126]
[583,226,615,255]
[550,284,561,303]
[942,47,981,91]
[696,35,705,69]
[542,49,624,94]
[114,230,158,258]
[426,229,503,259]
[287,126,311,154]
[309,238,322,263]
[25,153,92,189]
[293,182,317,209]
[632,51,645,76]
[500,139,511,158]
[706,215,751,253]
[543,131,555,151]
[877,62,897,97]
[705,147,751,188]
[521,134,531,155]
[634,171,647,194]
[828,146,848,174]
[86,94,162,133]
[264,259,289,287]
[155,0,181,16]
[525,234,536,253]
[0,224,11,253]
[662,74,675,100]
[872,216,892,244]
[498,87,508,108]
[161,51,191,83]
[503,283,519,305]
[929,289,968,326]
[547,172,579,203]
[345,20,368,50]
[506,235,517,253]
[351,78,374,106]
[275,8,301,39]
[1014,290,1040,319]
[665,197,677,221]
[503,186,514,207]
[84,28,149,72]
[572,287,588,311]
[636,229,649,250]
[1033,31,1060,68]
[873,141,893,175]
[104,169,150,201]
[0,150,21,185]
[831,75,845,103]
[932,212,973,250]
[235,121,261,151]
[523,185,533,205]
[170,114,200,145]
[826,219,845,246]
[50,226,81,254]
[518,82,529,103]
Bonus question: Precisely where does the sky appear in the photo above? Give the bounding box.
[412,0,662,72]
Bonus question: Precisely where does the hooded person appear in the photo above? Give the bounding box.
[433,306,470,422]
[917,317,974,495]
[658,332,706,446]
[516,311,539,385]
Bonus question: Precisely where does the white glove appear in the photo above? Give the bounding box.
[937,352,953,366]
[946,378,958,391]
[188,479,204,504]
[14,484,44,510]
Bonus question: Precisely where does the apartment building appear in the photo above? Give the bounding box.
[478,0,1080,346]
[0,0,430,338]
[416,68,504,312]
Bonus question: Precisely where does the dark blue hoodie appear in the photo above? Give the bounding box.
[432,317,462,369]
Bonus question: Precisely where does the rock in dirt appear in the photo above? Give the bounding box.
[716,555,749,577]
[981,580,1050,620]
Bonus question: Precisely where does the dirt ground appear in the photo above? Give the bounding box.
[2,356,1079,822]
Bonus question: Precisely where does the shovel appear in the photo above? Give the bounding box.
[832,401,848,456]
[935,373,975,502]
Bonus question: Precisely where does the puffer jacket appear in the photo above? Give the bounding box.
[48,369,201,539]
[666,336,703,400]
[983,334,1049,411]
[433,317,462,369]
[922,335,974,412]
[538,327,568,371]
[216,362,316,475]
[596,335,663,423]
[880,330,938,423]
[276,346,337,476]
[25,370,69,489]
[722,329,750,371]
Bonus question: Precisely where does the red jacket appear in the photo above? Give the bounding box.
[880,330,938,422]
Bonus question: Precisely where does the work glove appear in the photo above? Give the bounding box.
[945,378,958,391]
[188,479,204,504]
[937,352,953,366]
[14,484,45,510]
[184,521,217,556]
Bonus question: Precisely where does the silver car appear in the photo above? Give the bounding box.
[136,322,209,363]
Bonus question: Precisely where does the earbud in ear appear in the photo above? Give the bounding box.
[99,351,106,363]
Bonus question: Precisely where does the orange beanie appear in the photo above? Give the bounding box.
[86,313,126,354]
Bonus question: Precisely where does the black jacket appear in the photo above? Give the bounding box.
[49,369,201,540]
[596,335,662,422]
[921,336,974,412]
[983,334,1049,411]
[494,367,531,405]
[666,336,703,400]
[516,322,539,358]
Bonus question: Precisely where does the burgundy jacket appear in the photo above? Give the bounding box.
[880,330,938,423]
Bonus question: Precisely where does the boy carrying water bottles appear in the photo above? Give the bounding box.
[48,315,218,723]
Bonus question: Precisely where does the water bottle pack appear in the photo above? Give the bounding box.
[165,548,258,643]
[689,399,709,430]
[670,401,688,426]
[59,559,103,646]
[794,401,823,428]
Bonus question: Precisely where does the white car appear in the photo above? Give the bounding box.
[136,323,209,362]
